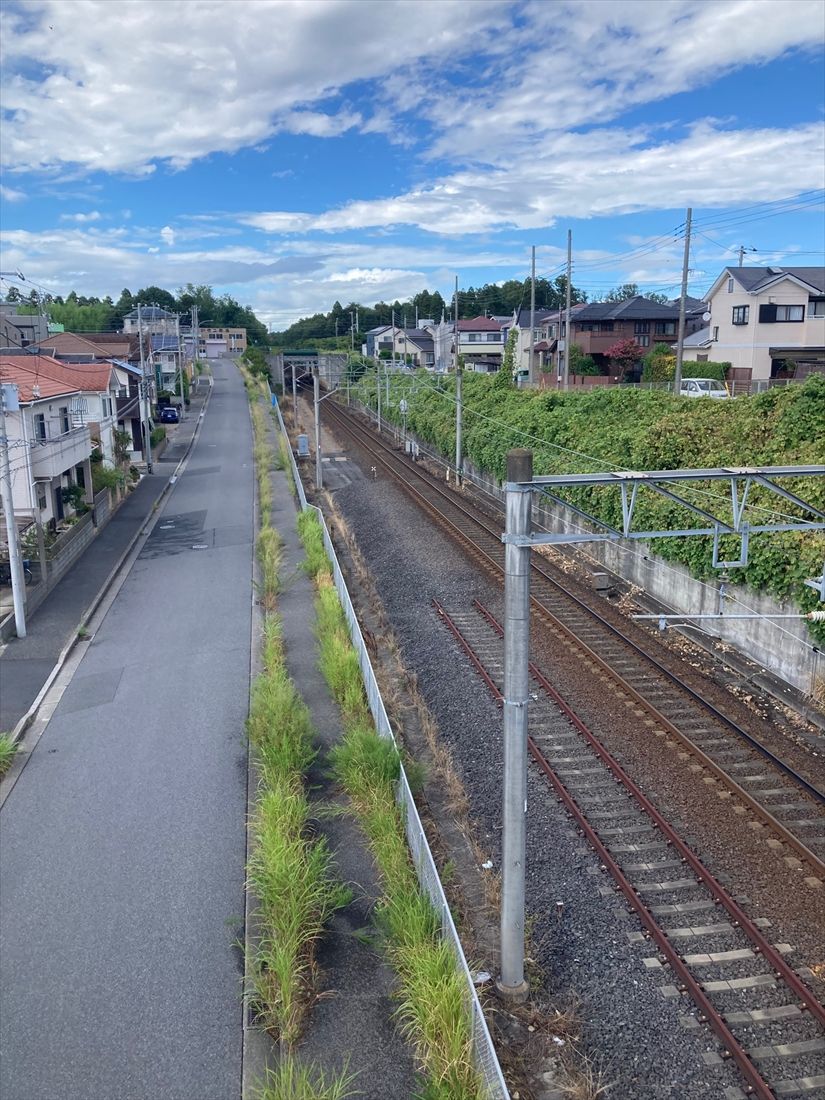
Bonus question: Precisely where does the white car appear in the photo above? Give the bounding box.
[679,378,730,399]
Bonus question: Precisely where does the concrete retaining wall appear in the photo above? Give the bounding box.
[460,452,822,698]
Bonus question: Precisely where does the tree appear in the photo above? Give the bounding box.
[568,344,600,375]
[604,337,643,380]
[134,286,177,312]
[494,329,517,389]
[642,342,675,382]
[604,283,668,305]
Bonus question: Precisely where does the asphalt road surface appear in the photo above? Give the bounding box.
[1,360,254,1100]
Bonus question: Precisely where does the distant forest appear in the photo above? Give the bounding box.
[6,283,269,346]
[272,275,589,348]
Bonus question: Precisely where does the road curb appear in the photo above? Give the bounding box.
[5,376,213,750]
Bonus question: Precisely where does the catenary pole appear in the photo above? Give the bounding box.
[454,275,459,372]
[674,207,693,396]
[563,229,572,390]
[498,447,532,1001]
[455,359,463,484]
[0,382,27,637]
[528,247,536,387]
[313,367,322,490]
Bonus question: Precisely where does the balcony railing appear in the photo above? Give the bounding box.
[30,425,91,480]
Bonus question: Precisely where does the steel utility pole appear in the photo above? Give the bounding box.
[175,313,185,420]
[377,361,382,435]
[498,447,532,1002]
[454,275,459,372]
[138,302,152,473]
[528,247,536,386]
[674,207,693,396]
[563,230,572,391]
[313,367,323,490]
[0,382,27,637]
[455,360,463,484]
[350,310,355,351]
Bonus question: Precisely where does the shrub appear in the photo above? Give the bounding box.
[150,426,166,447]
[91,464,125,493]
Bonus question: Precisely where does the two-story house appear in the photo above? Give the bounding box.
[0,356,92,528]
[456,317,506,372]
[683,267,825,383]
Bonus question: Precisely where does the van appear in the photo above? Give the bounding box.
[679,378,730,399]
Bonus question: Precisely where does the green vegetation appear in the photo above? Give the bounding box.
[243,346,271,378]
[351,370,825,638]
[297,509,485,1099]
[0,734,19,777]
[642,343,728,383]
[256,1057,357,1100]
[270,276,587,349]
[245,375,350,1069]
[150,425,166,447]
[568,343,599,375]
[10,281,268,346]
[91,464,125,493]
[247,619,350,1046]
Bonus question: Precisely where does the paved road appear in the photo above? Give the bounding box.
[1,360,254,1100]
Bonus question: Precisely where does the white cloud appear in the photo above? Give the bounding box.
[242,122,825,235]
[0,0,508,174]
[0,183,26,202]
[160,225,176,246]
[59,210,101,222]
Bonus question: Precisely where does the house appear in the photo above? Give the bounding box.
[0,303,50,349]
[511,307,557,381]
[122,305,176,336]
[28,333,148,463]
[185,326,247,359]
[456,316,506,372]
[394,328,435,369]
[684,267,825,383]
[151,334,182,391]
[569,296,705,369]
[364,325,394,359]
[0,356,92,528]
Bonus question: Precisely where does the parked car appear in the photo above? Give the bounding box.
[160,406,180,423]
[679,378,730,399]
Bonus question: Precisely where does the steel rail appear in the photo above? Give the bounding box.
[435,601,825,1100]
[474,599,825,1029]
[321,401,825,866]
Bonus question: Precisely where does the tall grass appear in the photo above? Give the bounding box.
[297,509,484,1098]
[256,1056,357,1100]
[0,733,18,777]
[245,398,349,1055]
[296,509,329,579]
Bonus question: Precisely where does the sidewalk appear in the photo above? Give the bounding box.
[0,381,209,736]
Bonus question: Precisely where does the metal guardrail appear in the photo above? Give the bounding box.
[270,387,508,1099]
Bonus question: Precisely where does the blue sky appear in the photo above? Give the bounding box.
[1,0,823,330]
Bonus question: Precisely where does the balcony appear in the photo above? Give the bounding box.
[30,425,91,481]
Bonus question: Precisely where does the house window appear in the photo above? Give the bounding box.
[713,326,719,341]
[732,306,749,325]
[59,406,70,433]
[37,485,47,512]
[727,278,734,293]
[599,322,614,333]
[637,335,650,347]
[485,332,500,341]
[811,299,825,317]
[634,321,650,334]
[654,321,676,336]
[468,333,481,342]
[75,464,86,490]
[775,305,804,322]
[697,354,709,362]
[34,413,47,440]
[102,396,112,417]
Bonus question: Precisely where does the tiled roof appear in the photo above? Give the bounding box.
[457,316,503,331]
[0,355,84,402]
[734,266,825,295]
[574,296,682,322]
[515,307,556,327]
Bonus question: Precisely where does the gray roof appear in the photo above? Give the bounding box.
[683,326,713,348]
[401,329,433,350]
[574,296,681,322]
[515,307,556,327]
[728,267,825,295]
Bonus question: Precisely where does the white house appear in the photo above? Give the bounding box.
[0,355,92,528]
[687,266,825,382]
[455,316,506,372]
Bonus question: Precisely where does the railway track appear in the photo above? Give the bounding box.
[321,399,825,883]
[432,598,825,1100]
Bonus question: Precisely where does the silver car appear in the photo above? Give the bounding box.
[679,378,730,399]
